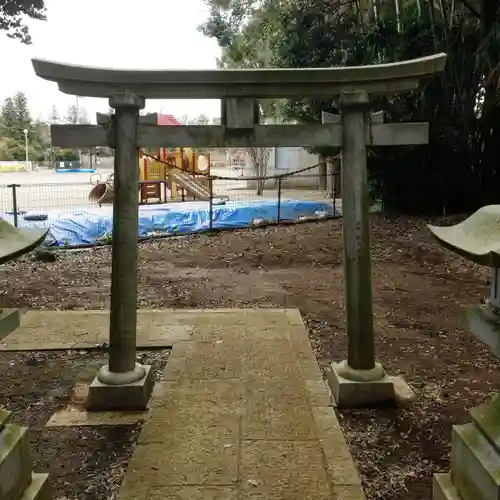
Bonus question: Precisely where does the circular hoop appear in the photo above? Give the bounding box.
[197,154,209,172]
[90,173,102,186]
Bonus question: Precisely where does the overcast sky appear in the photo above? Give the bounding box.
[0,0,221,123]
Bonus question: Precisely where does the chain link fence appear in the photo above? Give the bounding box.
[0,167,341,246]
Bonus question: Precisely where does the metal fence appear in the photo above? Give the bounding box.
[0,167,340,246]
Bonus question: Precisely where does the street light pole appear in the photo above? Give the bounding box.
[23,129,29,171]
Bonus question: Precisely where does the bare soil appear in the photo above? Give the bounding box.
[0,350,169,500]
[0,215,498,500]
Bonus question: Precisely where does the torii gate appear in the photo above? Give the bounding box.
[32,54,446,410]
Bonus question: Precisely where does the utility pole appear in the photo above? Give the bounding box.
[23,129,29,171]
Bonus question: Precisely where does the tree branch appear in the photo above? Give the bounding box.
[0,0,46,44]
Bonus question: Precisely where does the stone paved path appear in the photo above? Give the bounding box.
[118,308,365,500]
[0,310,193,350]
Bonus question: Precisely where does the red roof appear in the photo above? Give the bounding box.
[157,114,180,126]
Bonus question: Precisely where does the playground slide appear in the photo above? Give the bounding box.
[170,169,212,200]
[88,165,217,206]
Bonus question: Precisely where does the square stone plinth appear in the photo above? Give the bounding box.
[20,474,51,500]
[433,473,461,500]
[450,422,500,500]
[0,424,32,500]
[327,362,396,407]
[85,365,154,411]
[0,408,11,430]
[0,308,20,340]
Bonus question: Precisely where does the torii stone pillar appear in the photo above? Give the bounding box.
[31,53,446,411]
[322,103,415,407]
[85,93,154,411]
[338,93,376,371]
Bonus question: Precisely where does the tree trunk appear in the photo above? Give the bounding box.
[249,147,271,196]
[318,155,327,190]
[326,155,341,198]
[334,156,342,198]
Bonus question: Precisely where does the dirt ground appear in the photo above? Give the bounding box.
[0,215,498,500]
[0,349,169,500]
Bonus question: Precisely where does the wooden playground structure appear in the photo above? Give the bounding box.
[88,113,213,206]
[138,147,211,203]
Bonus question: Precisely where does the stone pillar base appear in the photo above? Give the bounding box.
[85,364,154,411]
[0,409,51,500]
[433,473,461,500]
[0,308,20,340]
[434,421,500,500]
[433,391,500,500]
[433,307,500,500]
[19,474,51,500]
[327,360,414,408]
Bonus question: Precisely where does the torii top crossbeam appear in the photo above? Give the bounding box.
[31,54,446,99]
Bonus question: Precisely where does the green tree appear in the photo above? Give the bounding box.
[53,149,79,161]
[0,92,49,162]
[0,137,23,160]
[200,0,288,193]
[13,91,31,129]
[1,97,16,134]
[201,0,500,215]
[1,1,46,44]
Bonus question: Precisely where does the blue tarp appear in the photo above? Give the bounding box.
[55,169,96,173]
[1,199,336,248]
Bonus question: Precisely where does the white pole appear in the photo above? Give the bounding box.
[23,129,29,171]
[76,96,81,162]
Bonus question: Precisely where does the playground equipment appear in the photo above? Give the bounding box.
[89,172,114,205]
[138,147,211,204]
[88,148,211,206]
[87,111,212,206]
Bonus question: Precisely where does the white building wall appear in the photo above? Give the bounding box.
[271,147,320,188]
[244,146,321,190]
